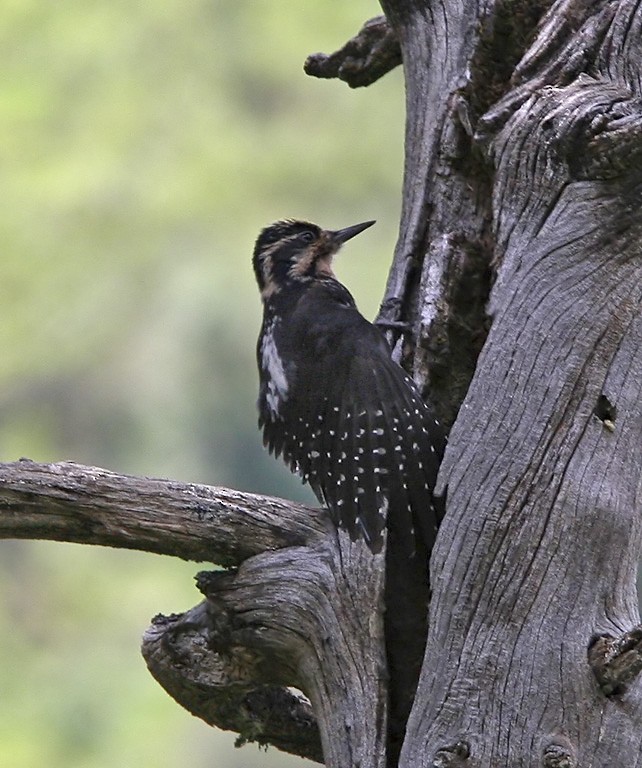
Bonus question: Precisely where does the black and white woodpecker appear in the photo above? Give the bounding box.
[252,218,445,555]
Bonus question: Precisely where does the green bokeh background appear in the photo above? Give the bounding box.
[0,2,404,766]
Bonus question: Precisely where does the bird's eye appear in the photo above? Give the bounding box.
[300,231,315,243]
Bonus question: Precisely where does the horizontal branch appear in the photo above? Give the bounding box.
[304,15,401,88]
[0,459,386,765]
[0,459,329,567]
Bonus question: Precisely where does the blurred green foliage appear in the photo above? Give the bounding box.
[0,2,404,766]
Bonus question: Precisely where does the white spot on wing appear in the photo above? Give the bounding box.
[260,320,289,417]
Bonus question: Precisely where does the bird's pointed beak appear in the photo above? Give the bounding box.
[331,220,376,244]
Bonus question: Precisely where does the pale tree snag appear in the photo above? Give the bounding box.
[0,460,376,765]
[1,2,642,767]
[380,0,642,765]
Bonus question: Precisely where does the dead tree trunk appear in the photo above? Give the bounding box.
[375,0,642,764]
[1,2,641,767]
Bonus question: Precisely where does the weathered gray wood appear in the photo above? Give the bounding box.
[0,459,387,767]
[142,603,324,763]
[0,459,328,565]
[193,534,387,768]
[304,16,401,88]
[377,0,497,429]
[381,1,642,765]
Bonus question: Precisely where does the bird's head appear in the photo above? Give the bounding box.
[252,218,375,299]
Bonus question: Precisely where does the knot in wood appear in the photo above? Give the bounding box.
[541,736,576,768]
[432,740,470,767]
[588,626,642,696]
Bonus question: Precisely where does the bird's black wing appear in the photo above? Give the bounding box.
[260,305,445,554]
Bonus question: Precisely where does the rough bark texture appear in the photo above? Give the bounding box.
[0,460,385,765]
[192,536,387,768]
[143,605,323,762]
[376,0,499,429]
[304,16,401,88]
[0,459,328,565]
[377,0,642,765]
[1,1,641,767]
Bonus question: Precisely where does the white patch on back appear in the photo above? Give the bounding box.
[261,319,289,417]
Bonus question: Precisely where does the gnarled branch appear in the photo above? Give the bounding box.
[0,459,387,767]
[142,604,323,763]
[0,459,328,566]
[304,16,401,88]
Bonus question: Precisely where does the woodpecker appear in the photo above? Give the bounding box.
[253,218,445,554]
